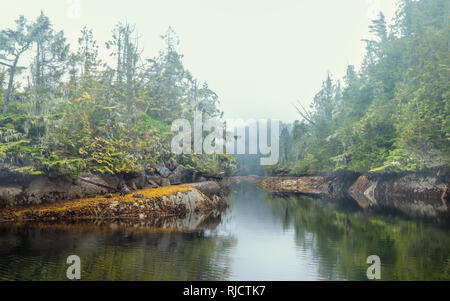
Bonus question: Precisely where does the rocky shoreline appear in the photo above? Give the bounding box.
[0,163,263,225]
[0,165,227,208]
[0,182,228,224]
[348,173,449,217]
[255,168,450,217]
[2,165,448,222]
[0,164,236,224]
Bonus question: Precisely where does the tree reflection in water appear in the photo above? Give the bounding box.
[264,190,450,280]
[0,213,236,281]
[0,182,449,281]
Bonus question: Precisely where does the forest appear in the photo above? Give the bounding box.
[0,15,236,178]
[0,0,449,179]
[270,0,449,175]
[0,0,449,284]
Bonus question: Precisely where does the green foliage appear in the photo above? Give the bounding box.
[263,189,450,280]
[277,0,449,175]
[0,15,234,178]
[179,154,237,177]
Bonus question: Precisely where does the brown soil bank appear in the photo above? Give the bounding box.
[0,184,227,223]
[255,168,450,217]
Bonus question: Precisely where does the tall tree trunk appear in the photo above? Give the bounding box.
[35,99,41,116]
[35,43,42,116]
[2,56,19,114]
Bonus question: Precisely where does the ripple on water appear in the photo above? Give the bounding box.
[0,182,449,280]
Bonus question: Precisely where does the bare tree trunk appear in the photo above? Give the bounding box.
[35,43,42,116]
[2,56,19,114]
[35,100,41,116]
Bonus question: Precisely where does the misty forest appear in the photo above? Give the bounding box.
[0,0,449,281]
[0,0,448,178]
[0,0,450,176]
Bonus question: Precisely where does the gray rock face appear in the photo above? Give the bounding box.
[26,177,79,205]
[101,175,121,190]
[162,189,209,212]
[255,176,330,195]
[164,159,177,172]
[168,167,192,185]
[188,181,222,198]
[120,186,131,196]
[160,178,171,187]
[348,174,449,216]
[0,186,228,223]
[1,175,117,207]
[156,167,172,178]
[0,169,223,208]
[74,175,111,195]
[0,185,24,207]
[146,175,162,187]
[125,172,147,190]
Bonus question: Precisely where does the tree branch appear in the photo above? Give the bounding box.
[293,102,316,126]
[0,61,13,68]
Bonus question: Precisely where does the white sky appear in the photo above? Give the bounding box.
[0,0,398,122]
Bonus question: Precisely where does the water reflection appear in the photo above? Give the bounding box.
[261,189,450,280]
[0,222,236,281]
[0,209,235,281]
[0,182,449,280]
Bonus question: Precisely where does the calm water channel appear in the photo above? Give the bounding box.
[0,181,449,280]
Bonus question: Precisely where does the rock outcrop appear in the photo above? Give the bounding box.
[253,169,449,218]
[0,169,204,208]
[349,174,449,216]
[0,185,23,208]
[168,167,193,185]
[188,181,222,198]
[218,175,263,188]
[156,166,172,178]
[254,176,330,195]
[0,174,122,208]
[0,184,228,223]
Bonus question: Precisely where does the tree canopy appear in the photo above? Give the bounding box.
[269,0,449,175]
[0,15,236,178]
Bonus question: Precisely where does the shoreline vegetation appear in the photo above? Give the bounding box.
[0,0,449,222]
[254,0,449,219]
[263,0,449,177]
[0,13,237,191]
[0,11,238,219]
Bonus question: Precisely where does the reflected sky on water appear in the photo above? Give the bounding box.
[0,182,449,280]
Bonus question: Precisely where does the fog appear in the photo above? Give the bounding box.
[0,0,397,122]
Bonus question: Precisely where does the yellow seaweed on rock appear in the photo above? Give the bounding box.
[4,185,194,219]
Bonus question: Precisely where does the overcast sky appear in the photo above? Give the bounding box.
[0,0,398,122]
